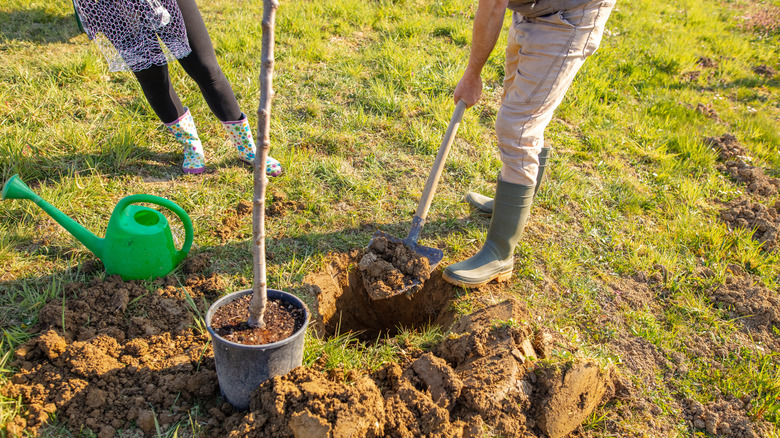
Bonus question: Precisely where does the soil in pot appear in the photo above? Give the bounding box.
[210,295,307,345]
[358,235,431,299]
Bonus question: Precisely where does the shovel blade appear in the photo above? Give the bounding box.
[363,231,443,300]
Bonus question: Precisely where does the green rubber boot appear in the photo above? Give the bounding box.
[443,179,535,288]
[466,144,551,216]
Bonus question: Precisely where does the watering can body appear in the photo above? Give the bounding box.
[2,175,193,280]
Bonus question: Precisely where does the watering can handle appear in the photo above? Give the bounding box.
[115,194,194,260]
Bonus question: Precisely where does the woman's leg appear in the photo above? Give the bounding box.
[174,0,241,122]
[133,65,186,124]
[133,63,204,174]
[171,0,283,176]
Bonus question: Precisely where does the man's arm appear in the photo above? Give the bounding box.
[454,0,509,107]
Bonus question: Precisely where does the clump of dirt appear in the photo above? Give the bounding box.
[221,300,619,438]
[305,249,456,340]
[709,274,780,346]
[236,200,252,216]
[698,56,718,68]
[224,367,387,437]
[720,199,780,251]
[358,235,431,299]
[214,201,253,242]
[268,191,305,217]
[1,274,224,437]
[182,252,211,274]
[718,161,780,197]
[683,397,773,437]
[704,133,748,162]
[752,64,776,77]
[695,103,723,124]
[210,296,306,345]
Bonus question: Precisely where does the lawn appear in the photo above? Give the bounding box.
[1,0,779,436]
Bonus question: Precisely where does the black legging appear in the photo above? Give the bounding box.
[133,0,242,124]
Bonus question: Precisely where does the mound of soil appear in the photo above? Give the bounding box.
[709,274,780,348]
[1,252,617,438]
[223,300,618,438]
[683,398,769,438]
[1,274,224,437]
[358,235,432,300]
[267,191,306,217]
[720,199,780,251]
[718,161,780,197]
[704,133,748,162]
[752,64,776,77]
[213,201,253,242]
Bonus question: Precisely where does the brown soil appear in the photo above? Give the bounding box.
[358,234,432,300]
[210,296,306,345]
[213,200,252,242]
[683,398,767,438]
[720,199,780,251]
[718,160,780,197]
[698,56,718,68]
[224,299,618,438]
[0,251,620,438]
[704,133,748,162]
[2,274,223,437]
[695,103,723,124]
[595,266,778,437]
[306,249,455,340]
[752,64,777,77]
[213,198,302,242]
[268,191,306,217]
[708,272,780,350]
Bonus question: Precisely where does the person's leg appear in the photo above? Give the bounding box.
[174,0,241,122]
[172,0,283,176]
[444,0,615,287]
[497,1,614,185]
[133,65,186,124]
[133,60,204,174]
[164,108,206,174]
[465,143,551,216]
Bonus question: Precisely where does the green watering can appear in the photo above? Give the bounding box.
[2,175,193,280]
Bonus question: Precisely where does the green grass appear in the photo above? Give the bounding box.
[2,0,780,436]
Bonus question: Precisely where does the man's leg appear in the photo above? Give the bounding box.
[444,0,615,287]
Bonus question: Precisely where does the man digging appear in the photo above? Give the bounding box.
[443,0,615,287]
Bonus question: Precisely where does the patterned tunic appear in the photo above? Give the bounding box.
[73,0,191,72]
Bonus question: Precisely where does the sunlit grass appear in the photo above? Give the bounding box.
[2,0,780,435]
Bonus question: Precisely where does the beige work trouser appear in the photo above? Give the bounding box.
[497,0,616,185]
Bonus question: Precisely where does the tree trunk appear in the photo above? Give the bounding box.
[247,0,279,328]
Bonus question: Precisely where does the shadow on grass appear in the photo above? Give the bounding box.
[198,214,482,281]
[2,148,292,186]
[0,8,83,44]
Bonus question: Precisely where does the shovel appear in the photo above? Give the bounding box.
[366,100,467,299]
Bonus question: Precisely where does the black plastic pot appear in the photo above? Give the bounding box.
[206,288,309,411]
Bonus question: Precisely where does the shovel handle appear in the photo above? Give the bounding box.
[411,100,467,227]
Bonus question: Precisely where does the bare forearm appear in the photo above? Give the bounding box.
[464,0,509,78]
[454,0,508,106]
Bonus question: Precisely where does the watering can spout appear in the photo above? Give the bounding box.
[2,174,42,203]
[2,175,105,258]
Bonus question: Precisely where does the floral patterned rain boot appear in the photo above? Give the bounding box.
[165,108,205,174]
[221,113,283,177]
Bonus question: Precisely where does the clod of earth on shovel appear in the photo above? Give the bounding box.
[358,234,432,300]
